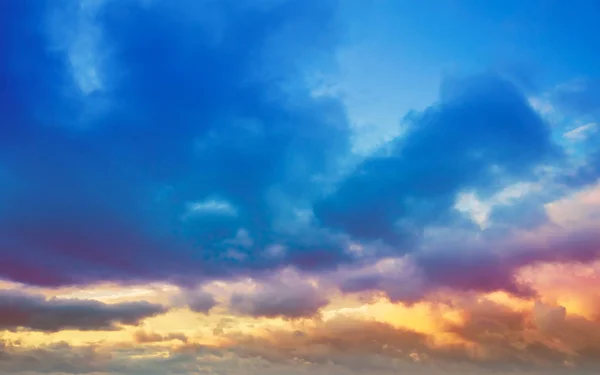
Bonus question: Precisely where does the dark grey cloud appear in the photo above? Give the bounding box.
[0,291,167,332]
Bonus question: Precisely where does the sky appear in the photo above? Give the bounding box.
[1,0,600,374]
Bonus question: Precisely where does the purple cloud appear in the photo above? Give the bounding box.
[0,291,167,332]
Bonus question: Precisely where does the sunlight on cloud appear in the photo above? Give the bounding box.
[519,261,600,320]
[545,181,600,227]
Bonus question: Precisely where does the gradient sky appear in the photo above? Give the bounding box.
[2,0,600,374]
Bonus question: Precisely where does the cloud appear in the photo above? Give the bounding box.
[133,329,188,344]
[225,317,434,364]
[221,310,599,372]
[183,198,239,219]
[335,257,429,303]
[2,1,591,319]
[2,308,600,374]
[314,73,560,245]
[551,79,600,188]
[0,341,110,374]
[331,178,600,303]
[563,123,597,141]
[335,217,600,303]
[229,280,328,319]
[0,337,476,375]
[0,0,352,287]
[46,0,109,97]
[172,289,217,314]
[436,297,579,370]
[0,290,167,332]
[532,301,600,359]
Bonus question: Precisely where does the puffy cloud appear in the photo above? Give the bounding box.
[2,1,595,317]
[172,289,217,314]
[230,280,328,319]
[333,180,600,302]
[314,73,560,245]
[335,257,429,304]
[0,0,351,287]
[336,225,600,303]
[0,290,166,332]
[533,301,600,358]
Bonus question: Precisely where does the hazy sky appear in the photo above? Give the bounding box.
[2,0,600,374]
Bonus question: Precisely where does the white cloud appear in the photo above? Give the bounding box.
[47,0,110,96]
[455,182,541,229]
[529,96,555,117]
[545,182,600,228]
[223,228,254,248]
[455,192,491,228]
[563,122,597,141]
[184,198,238,218]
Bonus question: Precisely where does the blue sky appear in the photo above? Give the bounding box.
[339,1,599,115]
[2,1,600,374]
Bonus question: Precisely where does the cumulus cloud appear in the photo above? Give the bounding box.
[335,225,600,303]
[0,290,167,332]
[230,280,328,319]
[335,257,429,303]
[532,301,600,359]
[3,0,598,314]
[171,289,217,314]
[314,73,560,245]
[332,179,600,303]
[0,0,351,287]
